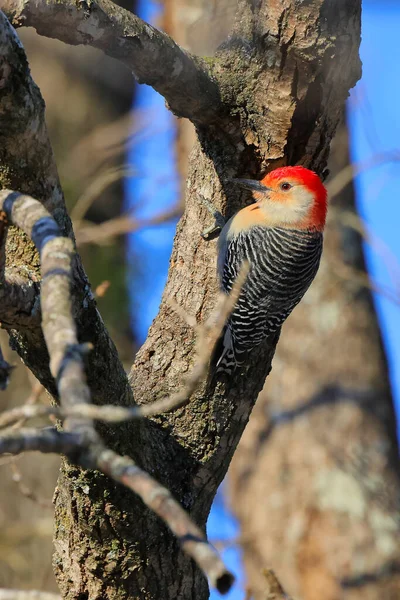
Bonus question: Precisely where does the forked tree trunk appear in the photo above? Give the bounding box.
[0,1,377,599]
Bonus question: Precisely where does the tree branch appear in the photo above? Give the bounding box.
[2,0,223,125]
[0,189,235,594]
[0,427,81,456]
[0,263,250,429]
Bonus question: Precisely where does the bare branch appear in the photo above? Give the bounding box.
[71,166,136,222]
[94,448,234,594]
[327,150,400,199]
[0,263,249,428]
[75,205,182,246]
[0,405,54,429]
[0,189,235,594]
[3,0,223,125]
[0,435,234,592]
[10,461,53,508]
[0,427,81,456]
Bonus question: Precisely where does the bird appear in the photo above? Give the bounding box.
[215,165,328,375]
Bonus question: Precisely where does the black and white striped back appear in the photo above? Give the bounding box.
[217,226,323,373]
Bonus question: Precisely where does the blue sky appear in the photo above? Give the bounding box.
[348,0,400,438]
[125,0,179,341]
[126,1,400,597]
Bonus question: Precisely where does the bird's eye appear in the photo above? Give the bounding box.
[280,182,292,191]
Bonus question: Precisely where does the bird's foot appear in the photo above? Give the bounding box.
[198,194,225,240]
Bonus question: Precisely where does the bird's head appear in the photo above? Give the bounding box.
[233,166,327,231]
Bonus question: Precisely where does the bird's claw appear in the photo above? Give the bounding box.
[198,194,225,240]
[201,224,222,240]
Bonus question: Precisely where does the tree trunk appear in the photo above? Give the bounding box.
[0,1,367,598]
[228,125,400,600]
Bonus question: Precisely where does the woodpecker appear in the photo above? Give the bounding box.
[216,166,327,374]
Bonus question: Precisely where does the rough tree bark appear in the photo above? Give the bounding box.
[0,1,368,599]
[162,4,400,598]
[228,126,400,600]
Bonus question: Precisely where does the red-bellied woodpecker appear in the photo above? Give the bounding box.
[216,166,328,374]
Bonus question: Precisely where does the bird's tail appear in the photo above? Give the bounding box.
[209,327,251,380]
[209,327,237,378]
[216,345,237,376]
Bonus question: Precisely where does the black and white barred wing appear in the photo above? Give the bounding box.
[218,226,323,371]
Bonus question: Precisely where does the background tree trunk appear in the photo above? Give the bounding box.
[228,125,400,600]
[0,1,376,599]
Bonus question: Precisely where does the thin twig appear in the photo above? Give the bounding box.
[62,107,151,178]
[9,380,44,430]
[0,268,249,426]
[10,462,53,509]
[0,591,61,600]
[326,150,400,199]
[75,205,182,246]
[0,428,81,456]
[0,405,56,430]
[149,261,250,414]
[71,166,136,222]
[0,433,236,591]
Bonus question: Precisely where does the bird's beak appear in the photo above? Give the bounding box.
[231,178,272,193]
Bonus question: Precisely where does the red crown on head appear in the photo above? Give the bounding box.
[262,166,327,231]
